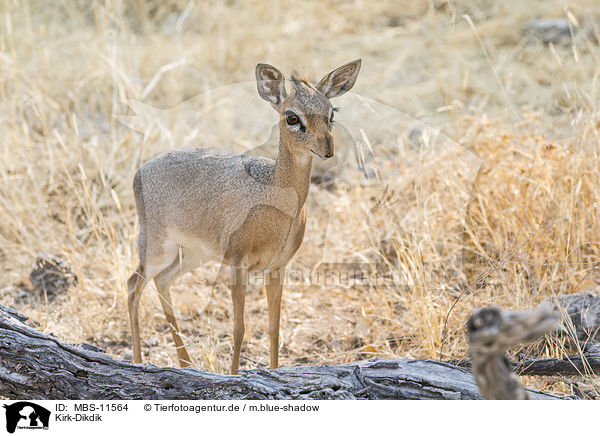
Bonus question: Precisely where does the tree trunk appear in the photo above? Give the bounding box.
[0,304,566,400]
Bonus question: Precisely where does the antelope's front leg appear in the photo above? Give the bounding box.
[230,266,247,375]
[266,267,285,369]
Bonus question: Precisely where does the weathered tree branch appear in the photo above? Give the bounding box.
[517,343,600,376]
[467,303,562,400]
[450,343,600,377]
[0,304,566,400]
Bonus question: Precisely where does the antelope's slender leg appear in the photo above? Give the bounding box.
[154,256,194,368]
[266,267,285,369]
[127,265,146,364]
[229,266,247,375]
[155,284,192,367]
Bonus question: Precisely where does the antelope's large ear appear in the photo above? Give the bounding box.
[316,59,361,99]
[256,63,287,109]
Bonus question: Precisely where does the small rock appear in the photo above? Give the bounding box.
[148,336,160,347]
[554,289,600,342]
[29,253,78,300]
[524,18,571,44]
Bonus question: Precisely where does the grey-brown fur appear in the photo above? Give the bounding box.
[467,303,560,400]
[127,60,361,373]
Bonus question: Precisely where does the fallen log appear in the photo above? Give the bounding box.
[517,342,600,376]
[0,304,566,400]
[451,342,600,377]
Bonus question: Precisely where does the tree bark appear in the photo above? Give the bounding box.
[0,304,566,400]
[450,343,600,377]
[516,345,600,376]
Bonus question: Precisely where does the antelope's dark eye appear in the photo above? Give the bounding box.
[286,113,299,125]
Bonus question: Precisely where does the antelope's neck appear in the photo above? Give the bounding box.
[273,140,313,214]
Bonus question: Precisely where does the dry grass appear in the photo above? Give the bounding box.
[1,0,600,396]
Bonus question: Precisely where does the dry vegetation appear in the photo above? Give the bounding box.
[1,0,599,396]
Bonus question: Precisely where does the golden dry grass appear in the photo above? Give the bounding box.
[1,0,600,396]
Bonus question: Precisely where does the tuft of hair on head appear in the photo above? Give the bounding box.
[290,71,316,91]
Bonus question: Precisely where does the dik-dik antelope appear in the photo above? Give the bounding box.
[127,60,361,374]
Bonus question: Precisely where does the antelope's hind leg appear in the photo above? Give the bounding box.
[153,252,197,368]
[127,264,147,364]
